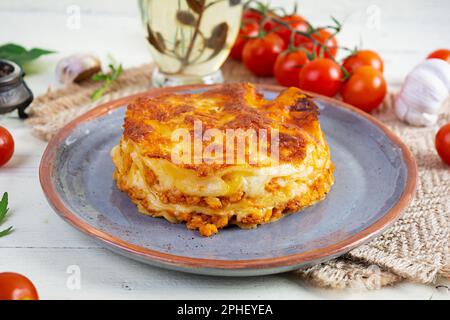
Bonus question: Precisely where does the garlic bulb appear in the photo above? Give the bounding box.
[395,59,450,126]
[55,53,101,84]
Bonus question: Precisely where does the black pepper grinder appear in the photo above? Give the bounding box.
[0,59,34,119]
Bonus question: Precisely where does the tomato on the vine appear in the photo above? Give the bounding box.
[343,50,384,74]
[264,15,309,45]
[341,66,387,112]
[0,126,14,167]
[230,22,259,61]
[0,272,39,300]
[427,49,450,63]
[298,58,343,97]
[262,15,280,32]
[242,8,264,24]
[274,50,309,87]
[261,13,294,32]
[277,14,306,25]
[435,123,450,165]
[300,29,338,59]
[278,20,309,46]
[242,33,285,77]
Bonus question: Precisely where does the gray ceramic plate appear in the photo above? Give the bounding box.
[40,84,417,276]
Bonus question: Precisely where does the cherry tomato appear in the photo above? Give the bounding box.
[427,49,450,63]
[262,16,279,33]
[298,58,343,97]
[343,50,384,74]
[301,29,338,59]
[242,8,263,24]
[261,13,287,32]
[274,50,309,87]
[341,66,387,112]
[277,20,309,47]
[280,14,306,24]
[263,15,308,45]
[435,123,450,165]
[0,272,39,300]
[0,126,14,167]
[242,33,285,77]
[230,22,259,61]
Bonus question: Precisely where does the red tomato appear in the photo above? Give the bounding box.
[263,14,308,43]
[280,14,306,24]
[427,49,450,63]
[242,9,263,24]
[275,19,309,46]
[301,29,338,59]
[0,272,39,300]
[341,66,387,112]
[0,126,14,167]
[230,22,259,61]
[298,58,343,97]
[261,13,285,32]
[262,16,279,33]
[343,50,384,74]
[242,33,285,77]
[274,50,309,87]
[435,123,450,165]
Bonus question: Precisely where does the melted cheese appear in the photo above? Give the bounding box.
[111,137,333,219]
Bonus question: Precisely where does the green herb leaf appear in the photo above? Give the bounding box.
[91,73,108,81]
[91,60,123,101]
[0,192,13,238]
[0,226,13,238]
[0,43,55,67]
[0,192,8,223]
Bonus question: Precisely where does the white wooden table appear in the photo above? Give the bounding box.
[0,0,449,299]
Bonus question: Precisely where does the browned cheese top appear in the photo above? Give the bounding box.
[123,83,324,175]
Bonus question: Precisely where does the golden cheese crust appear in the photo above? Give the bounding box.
[123,83,322,175]
[112,83,334,236]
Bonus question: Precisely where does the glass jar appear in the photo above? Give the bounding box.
[139,0,243,87]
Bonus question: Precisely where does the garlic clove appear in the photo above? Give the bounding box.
[406,64,449,114]
[395,59,450,126]
[426,58,450,88]
[395,95,439,127]
[55,53,101,84]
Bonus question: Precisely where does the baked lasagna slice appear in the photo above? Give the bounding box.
[111,83,334,236]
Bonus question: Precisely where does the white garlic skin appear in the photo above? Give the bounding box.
[395,59,450,126]
[55,53,101,84]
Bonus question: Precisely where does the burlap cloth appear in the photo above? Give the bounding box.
[26,61,450,289]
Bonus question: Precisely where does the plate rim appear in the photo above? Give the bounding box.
[39,83,417,271]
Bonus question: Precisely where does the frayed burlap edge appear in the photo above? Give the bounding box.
[297,258,403,289]
[25,61,450,289]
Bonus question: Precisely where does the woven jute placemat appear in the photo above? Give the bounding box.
[26,60,450,289]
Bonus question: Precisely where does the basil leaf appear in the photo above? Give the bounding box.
[0,226,13,238]
[0,43,55,67]
[0,192,8,223]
